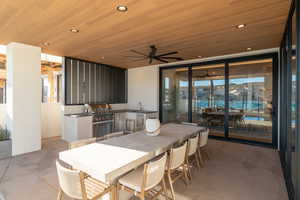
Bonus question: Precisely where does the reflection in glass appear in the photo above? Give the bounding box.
[291,12,297,188]
[0,80,5,104]
[192,64,225,137]
[161,68,189,123]
[228,59,273,143]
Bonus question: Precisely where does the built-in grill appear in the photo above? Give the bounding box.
[93,108,114,122]
[91,106,114,137]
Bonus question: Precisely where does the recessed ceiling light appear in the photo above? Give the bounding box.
[70,28,79,33]
[236,24,246,29]
[43,42,50,46]
[246,47,252,51]
[117,5,128,12]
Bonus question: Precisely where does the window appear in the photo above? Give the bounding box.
[42,76,50,103]
[56,74,63,103]
[0,80,5,104]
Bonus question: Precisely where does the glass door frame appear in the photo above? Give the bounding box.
[159,52,278,148]
[278,0,300,199]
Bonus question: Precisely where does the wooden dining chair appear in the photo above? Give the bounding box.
[105,131,124,139]
[186,135,201,180]
[198,129,210,162]
[166,142,189,200]
[56,160,116,200]
[181,122,198,126]
[96,135,106,142]
[117,153,168,200]
[68,137,97,149]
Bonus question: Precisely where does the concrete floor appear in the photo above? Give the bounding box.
[0,138,288,200]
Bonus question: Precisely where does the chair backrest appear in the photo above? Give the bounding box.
[188,135,199,156]
[69,137,96,149]
[105,131,124,139]
[181,122,198,126]
[144,153,167,191]
[169,142,187,170]
[199,129,209,147]
[96,135,106,142]
[56,160,82,199]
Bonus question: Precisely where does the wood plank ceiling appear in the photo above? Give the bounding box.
[0,0,290,68]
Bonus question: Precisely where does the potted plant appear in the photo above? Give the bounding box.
[0,126,11,159]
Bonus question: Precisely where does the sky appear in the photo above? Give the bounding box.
[177,77,265,87]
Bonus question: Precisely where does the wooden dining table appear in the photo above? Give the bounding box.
[59,123,205,184]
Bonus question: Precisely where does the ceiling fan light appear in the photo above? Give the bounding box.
[70,28,79,33]
[117,5,128,12]
[236,24,246,29]
[43,42,50,46]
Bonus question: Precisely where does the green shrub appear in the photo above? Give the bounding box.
[0,128,10,141]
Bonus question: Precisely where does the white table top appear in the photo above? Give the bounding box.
[59,123,205,183]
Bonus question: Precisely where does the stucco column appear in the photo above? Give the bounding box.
[6,42,41,156]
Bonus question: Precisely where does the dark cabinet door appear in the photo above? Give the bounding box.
[71,59,79,104]
[65,58,72,104]
[95,63,101,103]
[114,68,126,103]
[111,67,117,103]
[83,62,90,104]
[64,57,127,105]
[114,68,125,103]
[78,61,85,104]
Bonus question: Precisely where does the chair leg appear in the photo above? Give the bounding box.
[111,185,117,200]
[57,188,63,200]
[182,165,190,186]
[205,151,210,160]
[185,158,192,181]
[161,178,168,200]
[139,193,145,200]
[167,172,176,200]
[195,153,201,170]
[197,149,204,167]
[202,148,210,161]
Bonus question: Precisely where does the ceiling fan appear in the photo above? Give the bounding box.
[124,45,183,64]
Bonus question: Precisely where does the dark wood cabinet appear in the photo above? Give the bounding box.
[64,57,127,105]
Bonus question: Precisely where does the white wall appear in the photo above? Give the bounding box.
[6,43,41,156]
[127,66,159,111]
[41,103,62,138]
[0,104,6,129]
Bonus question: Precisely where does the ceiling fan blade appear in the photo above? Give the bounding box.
[149,57,153,64]
[154,57,168,63]
[122,55,146,58]
[160,56,183,60]
[156,51,178,57]
[132,58,147,62]
[130,50,148,57]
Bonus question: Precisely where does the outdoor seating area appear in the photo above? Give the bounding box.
[0,0,299,199]
[0,134,288,200]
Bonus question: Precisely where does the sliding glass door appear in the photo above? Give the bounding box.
[228,59,273,143]
[161,67,189,123]
[278,2,299,197]
[191,64,225,137]
[290,10,297,189]
[160,54,277,146]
